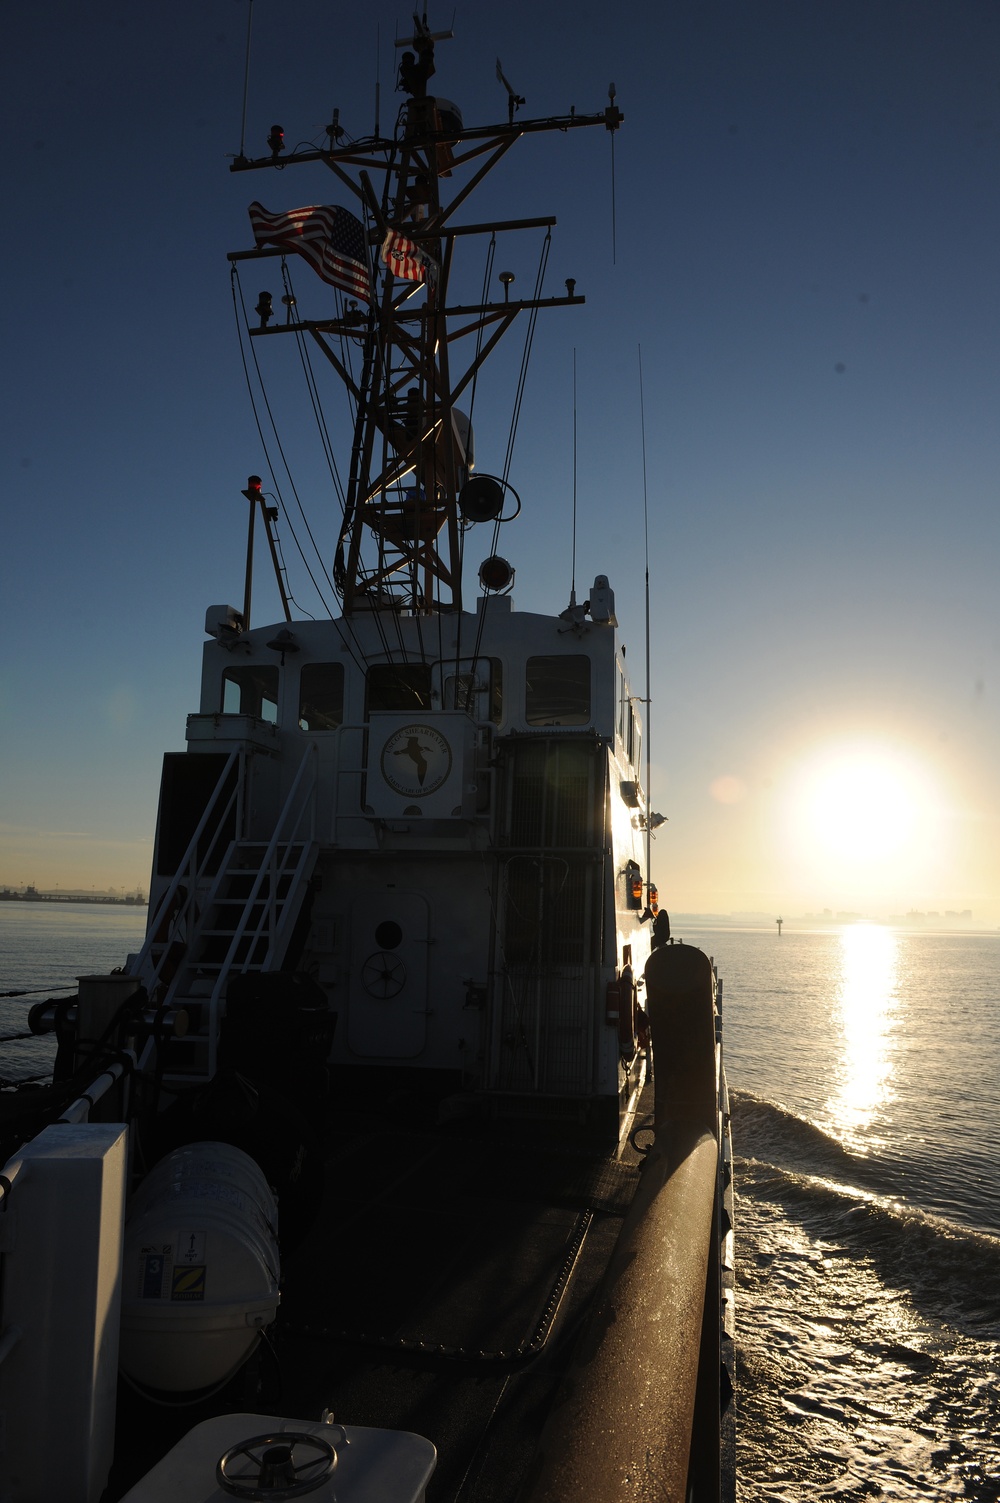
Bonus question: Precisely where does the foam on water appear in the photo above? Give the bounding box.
[736,1141,1000,1500]
[700,925,1000,1501]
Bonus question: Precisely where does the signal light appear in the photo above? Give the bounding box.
[460,476,504,524]
[267,124,285,157]
[479,555,514,593]
[242,476,263,502]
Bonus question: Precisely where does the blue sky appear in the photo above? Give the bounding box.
[4,1,1000,918]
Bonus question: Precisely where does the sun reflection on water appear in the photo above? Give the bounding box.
[829,924,899,1146]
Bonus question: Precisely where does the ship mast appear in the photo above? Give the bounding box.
[229,17,622,618]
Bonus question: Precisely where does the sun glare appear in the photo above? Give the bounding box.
[783,740,943,898]
[829,923,899,1144]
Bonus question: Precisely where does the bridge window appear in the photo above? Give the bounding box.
[299,662,345,731]
[366,662,433,715]
[222,665,278,723]
[525,655,591,727]
[445,658,503,724]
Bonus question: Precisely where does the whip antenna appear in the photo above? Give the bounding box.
[639,345,653,895]
[238,0,255,161]
[570,348,579,607]
[374,24,381,137]
[609,82,618,264]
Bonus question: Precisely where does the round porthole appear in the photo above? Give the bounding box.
[375,920,403,949]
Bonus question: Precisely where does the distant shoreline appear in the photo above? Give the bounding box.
[671,914,996,934]
[0,892,146,907]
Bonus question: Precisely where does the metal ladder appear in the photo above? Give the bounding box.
[135,744,319,1080]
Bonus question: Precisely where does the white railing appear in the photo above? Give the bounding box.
[199,742,319,1076]
[131,748,242,1001]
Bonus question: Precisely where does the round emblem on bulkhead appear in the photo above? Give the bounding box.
[381,723,452,797]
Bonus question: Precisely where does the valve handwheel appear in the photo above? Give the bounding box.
[216,1431,338,1499]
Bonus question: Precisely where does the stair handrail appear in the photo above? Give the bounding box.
[209,741,319,1002]
[131,748,242,997]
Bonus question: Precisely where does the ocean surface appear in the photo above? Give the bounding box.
[0,902,148,1084]
[2,909,998,1497]
[682,923,1000,1502]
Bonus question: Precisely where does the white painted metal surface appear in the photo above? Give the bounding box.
[120,1413,437,1502]
[348,892,431,1058]
[119,1142,279,1392]
[0,1123,127,1503]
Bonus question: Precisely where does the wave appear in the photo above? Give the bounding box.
[731,1089,881,1184]
[732,1090,1000,1334]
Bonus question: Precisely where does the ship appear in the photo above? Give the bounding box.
[0,15,734,1502]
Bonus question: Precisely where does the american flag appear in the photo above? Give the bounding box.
[381,229,438,286]
[248,202,371,302]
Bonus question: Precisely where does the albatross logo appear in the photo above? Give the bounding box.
[380,723,452,797]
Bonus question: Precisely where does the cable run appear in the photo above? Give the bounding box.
[501,229,551,490]
[283,263,349,516]
[231,266,336,617]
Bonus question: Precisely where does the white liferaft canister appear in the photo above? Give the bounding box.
[119,1141,280,1392]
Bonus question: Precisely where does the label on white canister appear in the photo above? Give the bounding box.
[137,1231,211,1300]
[138,1245,172,1299]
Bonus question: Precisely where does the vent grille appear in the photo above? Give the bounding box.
[500,737,602,849]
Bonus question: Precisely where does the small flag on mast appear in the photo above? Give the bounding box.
[381,229,439,286]
[248,202,371,301]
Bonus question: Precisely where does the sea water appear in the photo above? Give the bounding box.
[0,902,147,1083]
[2,909,998,1496]
[682,923,1000,1501]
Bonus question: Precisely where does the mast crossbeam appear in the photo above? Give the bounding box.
[229,28,617,617]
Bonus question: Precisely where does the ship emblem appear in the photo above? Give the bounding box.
[380,723,452,797]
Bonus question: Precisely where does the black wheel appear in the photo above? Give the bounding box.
[216,1431,338,1499]
[361,950,407,998]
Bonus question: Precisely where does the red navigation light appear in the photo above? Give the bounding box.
[241,475,263,502]
[267,124,285,156]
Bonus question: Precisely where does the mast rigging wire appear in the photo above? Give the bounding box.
[231,268,336,616]
[230,281,378,673]
[282,263,349,515]
[465,231,551,684]
[232,270,388,677]
[463,234,497,436]
[501,230,551,489]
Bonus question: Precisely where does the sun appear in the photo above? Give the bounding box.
[782,740,943,896]
[805,756,916,863]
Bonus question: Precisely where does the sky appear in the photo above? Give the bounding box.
[3,0,1000,920]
